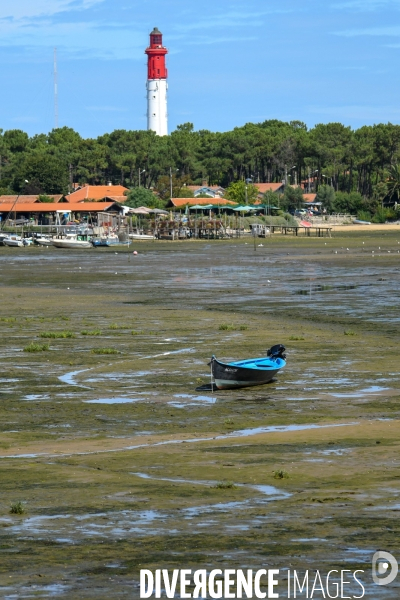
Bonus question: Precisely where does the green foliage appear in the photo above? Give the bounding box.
[39,331,75,338]
[344,330,356,336]
[37,194,55,203]
[16,151,70,194]
[333,191,364,214]
[91,348,119,354]
[124,187,166,209]
[357,210,371,221]
[225,180,259,204]
[213,481,238,489]
[218,324,247,331]
[263,190,279,209]
[371,207,396,223]
[176,188,194,198]
[387,164,400,200]
[2,120,400,203]
[316,185,335,212]
[273,470,289,479]
[281,185,304,211]
[10,501,25,514]
[23,342,50,352]
[289,336,305,341]
[81,330,102,336]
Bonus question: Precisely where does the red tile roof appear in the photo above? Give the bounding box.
[0,195,63,204]
[65,185,128,202]
[104,196,129,203]
[0,202,118,213]
[255,183,284,193]
[303,194,317,203]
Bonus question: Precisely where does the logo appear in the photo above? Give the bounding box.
[372,551,398,586]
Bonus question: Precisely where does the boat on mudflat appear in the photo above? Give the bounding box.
[3,235,24,247]
[210,344,286,390]
[129,232,156,240]
[92,234,130,247]
[52,234,92,249]
[34,236,54,246]
[353,219,371,225]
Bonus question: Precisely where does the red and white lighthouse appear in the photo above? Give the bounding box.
[145,27,168,136]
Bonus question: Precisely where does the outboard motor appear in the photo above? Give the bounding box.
[267,344,286,360]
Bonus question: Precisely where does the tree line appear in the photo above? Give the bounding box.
[1,120,400,212]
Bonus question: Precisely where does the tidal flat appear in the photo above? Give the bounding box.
[0,232,399,598]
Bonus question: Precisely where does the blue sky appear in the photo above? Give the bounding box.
[1,0,400,137]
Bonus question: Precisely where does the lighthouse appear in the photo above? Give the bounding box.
[145,27,168,136]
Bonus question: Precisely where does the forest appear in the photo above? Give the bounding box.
[1,120,400,218]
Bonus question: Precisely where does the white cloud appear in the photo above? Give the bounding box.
[334,26,400,36]
[331,0,400,10]
[0,15,146,61]
[0,0,103,20]
[173,8,293,33]
[182,36,257,46]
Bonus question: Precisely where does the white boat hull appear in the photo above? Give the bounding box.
[52,239,92,249]
[3,239,24,247]
[35,238,54,246]
[129,233,155,240]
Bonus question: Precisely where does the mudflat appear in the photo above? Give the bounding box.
[0,231,399,598]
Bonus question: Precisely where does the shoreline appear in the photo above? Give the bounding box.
[330,222,400,232]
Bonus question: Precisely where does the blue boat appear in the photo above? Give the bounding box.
[92,235,129,247]
[210,344,286,390]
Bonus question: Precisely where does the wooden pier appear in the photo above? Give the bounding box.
[270,225,332,237]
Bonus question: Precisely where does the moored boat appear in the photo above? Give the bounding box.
[3,235,24,247]
[52,234,92,249]
[129,231,156,240]
[92,234,129,247]
[34,236,54,246]
[210,344,286,390]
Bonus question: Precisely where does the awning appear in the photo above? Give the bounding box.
[232,205,256,212]
[188,204,214,210]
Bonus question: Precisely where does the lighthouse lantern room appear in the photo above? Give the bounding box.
[145,27,168,136]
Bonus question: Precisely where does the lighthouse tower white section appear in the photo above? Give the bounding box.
[145,27,168,136]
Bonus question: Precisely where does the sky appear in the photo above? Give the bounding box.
[1,0,400,138]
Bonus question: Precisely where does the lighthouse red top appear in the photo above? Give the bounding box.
[145,27,168,80]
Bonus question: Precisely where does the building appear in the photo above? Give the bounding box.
[65,184,128,203]
[255,183,285,195]
[0,190,125,225]
[145,27,168,136]
[185,185,226,198]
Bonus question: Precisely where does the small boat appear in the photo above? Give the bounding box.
[210,344,286,390]
[92,234,129,247]
[34,236,54,246]
[3,235,24,247]
[52,234,92,249]
[353,219,371,225]
[0,233,11,246]
[129,231,156,240]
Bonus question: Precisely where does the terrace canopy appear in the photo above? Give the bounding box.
[232,205,256,212]
[188,204,214,210]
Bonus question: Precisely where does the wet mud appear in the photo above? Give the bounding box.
[0,234,399,598]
